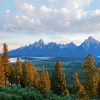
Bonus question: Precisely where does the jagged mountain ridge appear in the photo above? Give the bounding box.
[9,36,100,58]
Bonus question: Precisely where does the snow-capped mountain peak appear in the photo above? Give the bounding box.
[33,39,44,47]
[81,36,100,48]
[9,36,100,58]
[37,39,44,45]
[80,36,100,51]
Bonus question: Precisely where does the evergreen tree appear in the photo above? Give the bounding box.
[15,57,22,85]
[40,67,51,92]
[52,60,70,96]
[3,43,9,85]
[3,43,9,65]
[33,70,40,90]
[0,56,5,85]
[45,69,51,91]
[82,54,99,97]
[7,64,15,85]
[20,60,28,87]
[24,60,35,87]
[98,78,100,96]
[40,67,46,91]
[24,61,30,87]
[73,72,88,100]
[74,72,80,89]
[28,61,35,86]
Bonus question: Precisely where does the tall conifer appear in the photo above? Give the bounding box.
[73,72,88,100]
[82,54,99,97]
[24,60,35,87]
[3,43,9,85]
[0,56,5,85]
[40,67,51,92]
[7,64,15,85]
[52,60,70,96]
[15,57,22,85]
[33,70,40,89]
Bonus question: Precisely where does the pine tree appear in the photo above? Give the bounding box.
[40,67,51,92]
[24,60,35,87]
[7,64,15,85]
[52,60,70,96]
[45,69,51,91]
[28,61,35,86]
[40,67,46,91]
[24,61,30,87]
[73,72,88,100]
[3,43,9,85]
[20,60,27,87]
[0,56,5,85]
[3,43,9,65]
[23,60,29,87]
[97,78,100,96]
[74,72,80,89]
[82,54,99,97]
[15,57,22,85]
[33,70,40,90]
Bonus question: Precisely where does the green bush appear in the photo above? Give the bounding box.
[0,86,44,100]
[0,86,78,100]
[0,92,23,100]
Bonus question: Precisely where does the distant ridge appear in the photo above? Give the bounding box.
[9,36,100,58]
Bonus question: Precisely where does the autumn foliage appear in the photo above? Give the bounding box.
[1,43,100,99]
[52,60,70,96]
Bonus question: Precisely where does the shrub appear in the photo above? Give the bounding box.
[0,92,23,100]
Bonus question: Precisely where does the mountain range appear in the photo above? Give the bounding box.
[9,36,100,58]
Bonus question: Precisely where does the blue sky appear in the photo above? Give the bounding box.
[0,0,100,51]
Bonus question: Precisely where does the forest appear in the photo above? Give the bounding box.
[0,43,100,100]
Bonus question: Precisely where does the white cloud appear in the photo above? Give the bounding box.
[15,0,35,17]
[75,9,87,19]
[40,6,53,13]
[91,9,100,16]
[95,9,100,15]
[40,5,59,14]
[60,8,69,15]
[0,10,40,32]
[0,0,100,36]
[49,0,92,9]
[0,6,99,35]
[6,9,10,13]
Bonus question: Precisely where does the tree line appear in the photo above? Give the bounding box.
[0,43,100,99]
